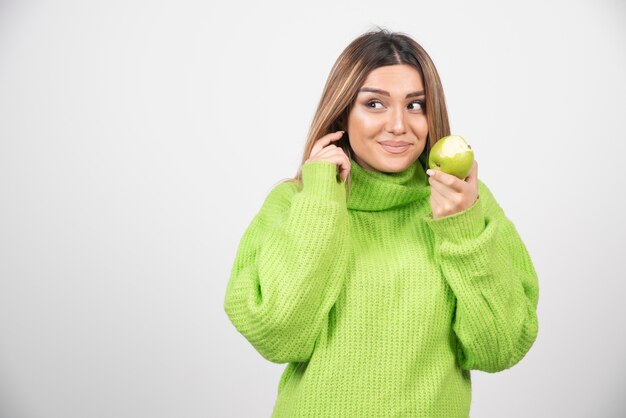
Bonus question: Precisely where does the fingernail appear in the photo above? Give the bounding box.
[426,169,434,176]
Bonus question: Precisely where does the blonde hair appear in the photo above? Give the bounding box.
[278,27,451,198]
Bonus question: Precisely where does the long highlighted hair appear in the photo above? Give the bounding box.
[280,27,451,197]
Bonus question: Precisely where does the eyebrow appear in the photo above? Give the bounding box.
[358,87,425,98]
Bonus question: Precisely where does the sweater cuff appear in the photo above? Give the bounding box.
[301,161,346,203]
[424,195,485,244]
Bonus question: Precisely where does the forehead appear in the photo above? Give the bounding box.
[361,64,424,92]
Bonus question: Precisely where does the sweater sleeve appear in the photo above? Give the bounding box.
[224,161,350,364]
[423,179,539,373]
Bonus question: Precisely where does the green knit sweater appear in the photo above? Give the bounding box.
[224,156,539,417]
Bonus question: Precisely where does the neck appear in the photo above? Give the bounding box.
[347,156,430,211]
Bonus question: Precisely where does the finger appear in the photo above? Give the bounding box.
[428,175,456,201]
[310,131,344,159]
[427,168,457,195]
[314,144,350,171]
[332,149,351,181]
[465,160,478,184]
[427,168,464,193]
[314,145,342,162]
[429,187,446,214]
[338,154,351,182]
[309,148,347,169]
[430,185,445,202]
[318,148,350,182]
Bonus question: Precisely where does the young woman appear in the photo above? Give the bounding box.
[224,28,539,417]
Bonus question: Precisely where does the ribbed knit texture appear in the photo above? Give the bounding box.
[224,157,539,417]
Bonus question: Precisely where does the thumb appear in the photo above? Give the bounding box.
[466,160,478,184]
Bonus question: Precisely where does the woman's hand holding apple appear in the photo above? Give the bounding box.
[426,160,479,219]
[305,131,351,182]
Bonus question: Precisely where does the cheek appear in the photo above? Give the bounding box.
[348,109,380,135]
[412,117,429,138]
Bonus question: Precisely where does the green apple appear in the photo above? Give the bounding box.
[428,135,474,179]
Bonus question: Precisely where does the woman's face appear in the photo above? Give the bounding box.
[347,64,428,173]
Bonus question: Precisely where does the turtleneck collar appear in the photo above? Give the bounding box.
[347,155,430,211]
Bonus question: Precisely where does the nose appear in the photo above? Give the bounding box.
[385,106,407,135]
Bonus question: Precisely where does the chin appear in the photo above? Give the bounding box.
[373,156,416,173]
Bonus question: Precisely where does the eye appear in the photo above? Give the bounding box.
[409,100,425,111]
[366,100,384,109]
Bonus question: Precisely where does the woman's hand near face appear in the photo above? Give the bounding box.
[427,160,479,219]
[305,131,351,182]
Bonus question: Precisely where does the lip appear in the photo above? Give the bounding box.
[379,141,411,154]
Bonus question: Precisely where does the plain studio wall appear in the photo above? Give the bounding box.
[0,0,625,417]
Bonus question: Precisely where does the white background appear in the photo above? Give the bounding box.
[1,0,625,417]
